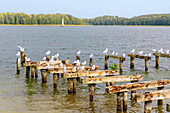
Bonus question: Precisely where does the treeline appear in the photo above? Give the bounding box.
[0,12,170,25]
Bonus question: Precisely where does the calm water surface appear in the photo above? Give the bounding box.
[0,26,170,113]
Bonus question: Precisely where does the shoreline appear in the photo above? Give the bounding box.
[0,24,170,27]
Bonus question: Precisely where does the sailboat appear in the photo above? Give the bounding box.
[62,17,64,27]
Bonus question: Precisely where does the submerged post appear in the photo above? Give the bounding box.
[89,84,95,101]
[26,66,30,78]
[21,51,25,65]
[145,58,148,71]
[144,101,152,113]
[31,66,35,78]
[53,73,58,88]
[119,58,123,72]
[105,55,109,69]
[156,56,159,69]
[41,69,47,83]
[73,78,76,93]
[130,56,134,69]
[117,92,123,111]
[157,86,164,105]
[89,57,93,67]
[67,78,73,93]
[35,67,38,78]
[123,91,128,111]
[16,57,20,74]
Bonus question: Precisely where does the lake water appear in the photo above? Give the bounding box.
[0,26,170,113]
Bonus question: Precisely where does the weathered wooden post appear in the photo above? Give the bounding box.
[67,78,73,93]
[155,56,159,68]
[105,55,109,69]
[21,51,25,65]
[145,58,148,71]
[76,55,80,61]
[16,57,20,74]
[35,67,38,78]
[73,78,76,93]
[46,56,50,61]
[167,103,170,112]
[89,58,93,67]
[130,56,134,69]
[53,73,58,88]
[117,92,123,111]
[89,84,96,101]
[157,86,164,105]
[144,100,152,113]
[41,69,47,83]
[131,81,137,100]
[26,66,30,78]
[119,58,123,72]
[31,66,35,78]
[24,54,27,64]
[123,91,128,111]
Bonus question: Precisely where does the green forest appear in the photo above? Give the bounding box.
[0,12,170,25]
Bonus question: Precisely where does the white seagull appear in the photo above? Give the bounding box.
[27,58,31,61]
[49,56,55,62]
[158,48,163,53]
[103,48,108,54]
[16,52,20,57]
[148,53,151,57]
[130,49,135,54]
[91,65,95,70]
[43,57,46,61]
[54,53,59,60]
[166,50,169,54]
[112,51,115,55]
[122,53,125,58]
[45,50,51,56]
[59,63,63,67]
[152,49,156,53]
[115,52,118,56]
[138,51,143,55]
[77,50,81,55]
[18,46,24,51]
[82,61,86,66]
[89,54,93,58]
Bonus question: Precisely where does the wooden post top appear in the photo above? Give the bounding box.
[106,80,170,93]
[106,54,126,61]
[127,54,151,60]
[82,75,143,84]
[63,70,119,78]
[135,89,170,102]
[153,53,170,58]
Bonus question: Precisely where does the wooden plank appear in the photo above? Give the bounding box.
[108,55,126,61]
[135,90,170,102]
[127,54,151,60]
[82,75,143,84]
[63,70,119,78]
[24,60,70,67]
[106,80,170,93]
[153,53,170,58]
[48,66,99,73]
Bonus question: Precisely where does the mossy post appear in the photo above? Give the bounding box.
[130,56,134,69]
[105,55,109,69]
[89,58,93,67]
[53,73,58,88]
[46,56,50,61]
[89,84,95,101]
[156,56,159,69]
[157,86,164,105]
[35,67,38,78]
[16,57,20,74]
[41,69,47,83]
[26,66,30,78]
[119,58,123,72]
[67,78,73,93]
[21,51,25,65]
[145,58,148,71]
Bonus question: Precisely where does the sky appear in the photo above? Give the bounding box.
[0,0,170,18]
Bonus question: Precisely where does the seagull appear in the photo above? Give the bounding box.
[130,49,135,54]
[165,50,169,54]
[27,58,31,61]
[158,48,163,53]
[82,61,86,66]
[77,50,81,55]
[144,54,148,56]
[89,54,93,58]
[112,51,115,55]
[138,51,143,55]
[43,57,46,61]
[63,67,67,72]
[49,56,55,62]
[59,63,63,67]
[54,53,59,60]
[122,53,125,58]
[148,53,151,57]
[16,52,20,57]
[115,52,118,56]
[74,60,80,64]
[72,67,76,71]
[76,61,80,66]
[103,48,108,54]
[18,46,24,51]
[152,49,156,53]
[91,65,95,70]
[45,50,51,56]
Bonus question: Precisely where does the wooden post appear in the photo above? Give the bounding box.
[41,69,47,83]
[26,66,30,78]
[46,56,50,61]
[24,54,27,64]
[21,51,25,65]
[67,78,73,93]
[144,101,152,113]
[53,73,58,88]
[156,56,159,69]
[145,59,148,71]
[167,103,170,112]
[157,86,164,105]
[76,55,80,61]
[130,56,134,69]
[117,92,123,111]
[35,68,38,78]
[73,78,76,93]
[89,58,93,66]
[119,58,123,72]
[123,91,128,111]
[16,57,20,74]
[31,66,35,78]
[131,81,137,100]
[105,55,109,69]
[89,84,95,101]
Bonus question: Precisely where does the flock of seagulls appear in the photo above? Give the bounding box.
[104,48,125,58]
[154,48,169,54]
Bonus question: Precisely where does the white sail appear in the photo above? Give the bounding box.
[62,17,64,27]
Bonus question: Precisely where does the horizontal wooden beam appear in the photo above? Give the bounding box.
[24,60,70,67]
[108,55,126,61]
[106,80,170,93]
[63,70,119,78]
[48,66,99,73]
[127,54,151,60]
[135,89,170,102]
[82,75,143,84]
[153,53,170,58]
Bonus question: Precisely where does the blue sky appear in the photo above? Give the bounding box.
[1,0,170,18]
